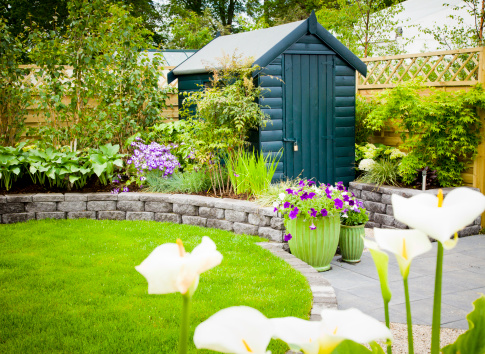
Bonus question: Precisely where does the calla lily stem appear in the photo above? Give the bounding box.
[384,299,392,354]
[431,242,443,354]
[403,278,414,354]
[179,293,192,354]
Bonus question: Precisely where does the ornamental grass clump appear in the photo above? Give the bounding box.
[127,137,180,186]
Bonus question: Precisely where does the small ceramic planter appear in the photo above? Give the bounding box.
[285,215,340,272]
[339,224,365,263]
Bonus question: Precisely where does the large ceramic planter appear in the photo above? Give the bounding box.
[285,215,340,272]
[339,224,365,263]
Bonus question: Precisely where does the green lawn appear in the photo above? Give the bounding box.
[0,219,312,353]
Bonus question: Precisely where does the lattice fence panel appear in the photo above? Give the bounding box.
[358,48,483,88]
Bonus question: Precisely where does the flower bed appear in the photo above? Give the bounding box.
[349,182,482,236]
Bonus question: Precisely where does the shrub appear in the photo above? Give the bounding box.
[0,19,33,146]
[363,81,484,187]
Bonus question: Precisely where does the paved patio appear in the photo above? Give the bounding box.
[321,235,485,330]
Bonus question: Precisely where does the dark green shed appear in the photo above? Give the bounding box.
[167,13,366,185]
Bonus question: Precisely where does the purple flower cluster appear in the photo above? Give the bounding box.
[127,138,181,178]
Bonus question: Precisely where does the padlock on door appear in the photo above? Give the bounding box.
[293,142,298,152]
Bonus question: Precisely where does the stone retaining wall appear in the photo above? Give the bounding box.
[349,182,482,236]
[0,192,285,242]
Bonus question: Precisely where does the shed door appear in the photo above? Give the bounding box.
[283,54,335,183]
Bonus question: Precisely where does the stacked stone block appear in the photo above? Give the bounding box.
[0,192,285,242]
[349,182,482,237]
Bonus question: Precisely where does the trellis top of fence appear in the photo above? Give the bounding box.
[358,47,485,89]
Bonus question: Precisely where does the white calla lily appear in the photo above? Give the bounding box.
[392,188,485,249]
[270,317,321,354]
[135,236,222,295]
[319,308,393,353]
[271,309,393,354]
[193,306,273,354]
[374,228,432,279]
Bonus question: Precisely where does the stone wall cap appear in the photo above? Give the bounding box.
[169,194,215,207]
[32,193,65,202]
[215,198,259,213]
[6,194,33,203]
[0,196,6,203]
[139,193,172,202]
[87,193,118,201]
[64,193,88,201]
[117,192,142,201]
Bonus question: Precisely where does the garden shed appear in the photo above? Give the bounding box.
[167,13,367,184]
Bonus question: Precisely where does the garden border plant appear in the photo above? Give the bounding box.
[358,80,485,187]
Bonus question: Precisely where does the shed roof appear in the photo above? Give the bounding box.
[168,12,366,83]
[145,49,197,67]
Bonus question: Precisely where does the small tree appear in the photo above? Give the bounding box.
[317,0,408,57]
[0,18,33,146]
[28,0,173,151]
[421,0,485,50]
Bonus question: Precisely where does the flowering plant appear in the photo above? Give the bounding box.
[274,180,349,240]
[126,137,180,187]
[337,184,368,226]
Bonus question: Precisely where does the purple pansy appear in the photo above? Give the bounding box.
[289,207,300,220]
[307,181,316,186]
[343,194,350,202]
[299,180,306,187]
[284,233,292,241]
[286,188,295,195]
[300,192,309,201]
[309,208,317,217]
[320,208,328,217]
[307,192,316,199]
[274,207,278,213]
[283,201,291,208]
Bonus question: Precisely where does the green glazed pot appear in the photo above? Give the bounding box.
[339,224,365,263]
[286,215,340,272]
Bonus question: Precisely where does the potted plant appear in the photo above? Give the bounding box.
[274,180,346,271]
[338,189,369,263]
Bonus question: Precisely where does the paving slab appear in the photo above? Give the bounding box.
[321,235,485,329]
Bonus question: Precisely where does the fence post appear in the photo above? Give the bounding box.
[476,47,485,228]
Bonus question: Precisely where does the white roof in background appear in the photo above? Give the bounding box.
[388,0,475,54]
[173,20,305,75]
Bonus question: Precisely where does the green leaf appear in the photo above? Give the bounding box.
[331,340,374,353]
[442,295,485,354]
[92,163,107,177]
[113,159,123,168]
[69,175,81,183]
[368,246,392,302]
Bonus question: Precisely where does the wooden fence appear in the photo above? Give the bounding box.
[20,65,179,132]
[357,47,485,226]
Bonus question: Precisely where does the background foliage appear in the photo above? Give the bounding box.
[361,81,485,187]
